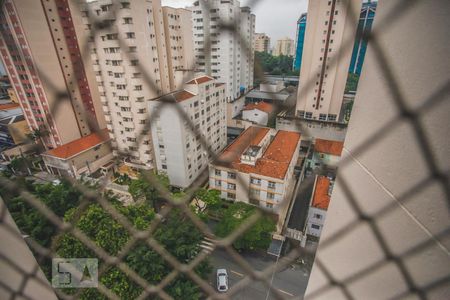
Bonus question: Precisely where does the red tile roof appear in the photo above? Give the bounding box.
[174,90,195,102]
[215,83,225,87]
[243,102,274,114]
[186,75,214,85]
[0,103,20,110]
[44,129,110,159]
[218,126,301,179]
[315,139,344,156]
[312,176,331,210]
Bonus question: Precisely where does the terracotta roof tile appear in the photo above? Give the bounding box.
[44,129,110,159]
[174,90,195,102]
[186,75,214,85]
[312,176,331,210]
[217,126,301,179]
[315,139,344,156]
[0,103,20,110]
[243,102,274,114]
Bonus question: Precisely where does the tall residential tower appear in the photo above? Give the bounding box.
[191,0,255,101]
[296,0,362,121]
[254,33,270,53]
[0,0,106,149]
[293,13,307,71]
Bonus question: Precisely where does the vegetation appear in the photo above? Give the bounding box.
[215,202,276,251]
[128,172,169,209]
[254,51,299,78]
[345,72,360,93]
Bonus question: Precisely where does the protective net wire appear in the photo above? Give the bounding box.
[0,0,449,299]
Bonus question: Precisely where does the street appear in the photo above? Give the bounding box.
[207,248,310,300]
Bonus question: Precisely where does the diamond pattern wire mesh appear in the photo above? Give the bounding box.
[0,0,449,299]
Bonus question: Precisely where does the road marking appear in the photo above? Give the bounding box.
[230,270,244,277]
[277,289,294,297]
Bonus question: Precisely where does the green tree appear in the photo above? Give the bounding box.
[128,172,169,209]
[215,202,276,251]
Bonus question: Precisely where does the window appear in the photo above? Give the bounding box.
[215,180,221,186]
[126,32,135,39]
[268,181,276,189]
[162,164,167,170]
[250,177,261,185]
[227,183,236,190]
[215,169,221,176]
[227,192,236,200]
[250,188,260,196]
[266,203,273,209]
[267,192,275,200]
[227,172,236,179]
[123,17,132,24]
[312,224,321,230]
[314,214,322,220]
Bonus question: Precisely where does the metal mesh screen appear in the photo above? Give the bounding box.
[0,0,449,299]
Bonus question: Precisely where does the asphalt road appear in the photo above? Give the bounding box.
[207,248,310,300]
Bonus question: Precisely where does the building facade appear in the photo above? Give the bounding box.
[0,0,106,149]
[209,126,301,232]
[273,37,295,56]
[0,103,29,150]
[306,175,331,237]
[242,102,273,126]
[348,1,377,75]
[191,0,255,101]
[162,6,195,90]
[149,76,227,188]
[254,33,270,53]
[293,13,307,71]
[296,0,362,121]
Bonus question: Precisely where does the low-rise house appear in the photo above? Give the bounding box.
[41,129,113,178]
[242,102,274,126]
[313,138,344,168]
[306,175,332,238]
[259,81,284,93]
[209,126,301,232]
[149,75,227,188]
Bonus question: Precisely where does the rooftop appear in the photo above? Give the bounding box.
[243,102,274,114]
[0,103,20,111]
[43,129,110,159]
[312,176,331,210]
[186,75,214,85]
[314,139,344,156]
[217,126,301,179]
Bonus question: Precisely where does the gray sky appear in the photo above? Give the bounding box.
[161,0,308,46]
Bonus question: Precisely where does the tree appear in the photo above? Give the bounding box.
[128,172,169,209]
[215,202,276,251]
[26,128,49,149]
[56,202,210,300]
[194,188,222,210]
[345,73,360,93]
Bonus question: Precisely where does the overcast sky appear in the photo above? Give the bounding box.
[161,0,308,46]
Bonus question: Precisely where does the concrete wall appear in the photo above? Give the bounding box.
[242,109,268,126]
[305,1,450,299]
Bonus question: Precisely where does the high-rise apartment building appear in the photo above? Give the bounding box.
[349,0,377,75]
[0,0,106,149]
[162,6,195,90]
[149,76,227,188]
[296,0,362,121]
[273,37,295,57]
[254,33,270,53]
[191,0,255,101]
[81,0,170,169]
[293,13,307,70]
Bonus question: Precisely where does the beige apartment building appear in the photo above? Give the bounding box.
[209,126,301,232]
[273,37,295,56]
[0,0,106,149]
[162,7,195,90]
[296,0,362,121]
[82,0,194,169]
[149,75,227,188]
[254,33,270,53]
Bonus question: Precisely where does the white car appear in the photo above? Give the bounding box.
[216,269,229,292]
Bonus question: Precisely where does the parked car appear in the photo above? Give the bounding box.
[216,268,228,292]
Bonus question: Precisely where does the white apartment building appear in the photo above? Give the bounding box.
[306,175,332,237]
[191,0,255,101]
[162,6,195,90]
[149,75,227,188]
[82,0,191,169]
[209,126,301,232]
[273,37,295,56]
[254,33,270,53]
[296,0,362,121]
